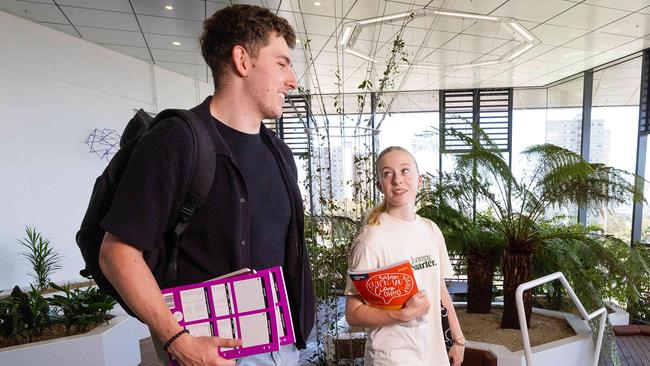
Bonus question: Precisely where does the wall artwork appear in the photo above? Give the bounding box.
[85,128,120,161]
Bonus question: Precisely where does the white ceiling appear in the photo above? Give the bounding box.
[2,0,649,107]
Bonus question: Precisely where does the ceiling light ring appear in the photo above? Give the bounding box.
[340,9,540,71]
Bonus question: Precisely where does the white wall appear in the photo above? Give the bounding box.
[0,11,212,290]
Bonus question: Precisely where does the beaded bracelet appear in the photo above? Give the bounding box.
[163,329,189,352]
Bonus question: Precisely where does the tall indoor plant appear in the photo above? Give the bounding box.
[445,125,644,329]
[418,177,504,313]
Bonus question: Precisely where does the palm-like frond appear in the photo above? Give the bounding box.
[17,226,62,291]
[522,144,644,221]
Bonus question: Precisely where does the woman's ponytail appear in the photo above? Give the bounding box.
[366,200,387,226]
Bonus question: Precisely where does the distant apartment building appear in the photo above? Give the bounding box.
[545,115,611,226]
[545,116,610,164]
[311,146,345,208]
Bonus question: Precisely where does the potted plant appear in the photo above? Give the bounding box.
[0,226,142,366]
[418,179,504,313]
[445,125,645,330]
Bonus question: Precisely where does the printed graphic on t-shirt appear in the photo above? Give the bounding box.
[411,254,437,271]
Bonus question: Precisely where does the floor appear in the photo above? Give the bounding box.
[139,333,650,366]
[601,334,650,366]
[139,338,159,366]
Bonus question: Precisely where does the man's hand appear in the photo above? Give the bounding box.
[448,343,464,366]
[168,334,243,366]
[394,290,430,323]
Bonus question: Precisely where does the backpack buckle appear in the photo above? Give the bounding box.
[179,205,195,221]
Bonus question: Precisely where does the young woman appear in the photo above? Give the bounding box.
[344,146,465,366]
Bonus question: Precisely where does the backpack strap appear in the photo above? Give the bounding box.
[154,109,216,288]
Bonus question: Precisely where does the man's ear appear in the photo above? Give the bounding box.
[231,45,252,77]
[418,174,423,189]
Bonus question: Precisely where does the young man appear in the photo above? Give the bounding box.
[98,5,314,366]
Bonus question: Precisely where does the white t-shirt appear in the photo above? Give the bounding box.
[344,212,454,366]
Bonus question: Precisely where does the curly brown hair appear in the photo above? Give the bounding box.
[200,4,296,92]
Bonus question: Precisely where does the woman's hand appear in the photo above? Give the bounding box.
[448,342,465,366]
[394,290,430,322]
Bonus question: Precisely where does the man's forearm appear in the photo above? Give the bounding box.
[99,232,183,343]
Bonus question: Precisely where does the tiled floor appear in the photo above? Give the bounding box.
[138,338,159,366]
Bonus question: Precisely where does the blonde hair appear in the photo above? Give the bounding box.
[365,146,419,226]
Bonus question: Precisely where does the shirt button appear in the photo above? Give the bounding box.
[241,240,246,246]
[240,197,246,203]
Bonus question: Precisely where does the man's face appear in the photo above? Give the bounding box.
[246,32,298,120]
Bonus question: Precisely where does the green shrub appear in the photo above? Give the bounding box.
[48,283,116,335]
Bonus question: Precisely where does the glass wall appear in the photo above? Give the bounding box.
[295,53,646,241]
[588,57,642,242]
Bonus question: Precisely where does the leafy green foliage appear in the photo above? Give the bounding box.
[17,226,62,291]
[0,286,50,344]
[0,283,116,346]
[444,123,647,360]
[305,214,361,300]
[533,220,650,312]
[418,175,504,257]
[446,124,643,254]
[48,283,116,335]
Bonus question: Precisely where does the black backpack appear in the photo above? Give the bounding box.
[76,109,216,317]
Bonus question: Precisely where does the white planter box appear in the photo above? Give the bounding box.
[0,315,142,366]
[459,304,598,366]
[606,301,629,326]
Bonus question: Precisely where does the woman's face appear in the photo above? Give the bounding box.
[377,149,422,211]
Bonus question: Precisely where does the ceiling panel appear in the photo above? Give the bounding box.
[441,0,505,14]
[13,0,53,3]
[2,0,649,94]
[137,14,202,37]
[464,20,539,40]
[77,26,145,47]
[440,34,509,54]
[510,59,566,74]
[103,44,152,61]
[60,6,139,31]
[490,0,577,23]
[534,47,599,63]
[346,0,413,21]
[132,0,207,21]
[1,1,68,23]
[430,15,475,34]
[488,42,557,60]
[143,33,200,52]
[548,64,591,76]
[418,49,484,65]
[42,22,79,37]
[584,0,650,12]
[605,37,650,55]
[546,3,629,30]
[56,0,132,13]
[563,32,637,52]
[530,24,590,46]
[598,12,650,37]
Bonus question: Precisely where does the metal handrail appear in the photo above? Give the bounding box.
[516,272,607,366]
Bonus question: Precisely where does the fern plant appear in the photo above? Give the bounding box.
[17,226,62,291]
[418,176,504,313]
[444,125,645,330]
[48,283,116,335]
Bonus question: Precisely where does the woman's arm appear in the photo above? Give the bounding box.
[441,280,464,366]
[345,291,430,328]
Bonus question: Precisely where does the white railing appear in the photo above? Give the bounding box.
[516,272,607,366]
